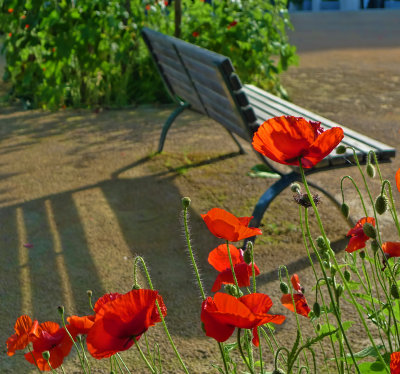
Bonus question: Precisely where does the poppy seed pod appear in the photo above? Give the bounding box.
[42,351,51,361]
[359,250,366,259]
[375,195,389,215]
[366,163,376,178]
[290,183,301,193]
[363,222,377,239]
[391,284,400,299]
[336,145,346,154]
[341,203,350,219]
[344,270,351,282]
[181,197,191,208]
[313,302,321,317]
[224,284,243,297]
[87,290,93,297]
[280,282,289,294]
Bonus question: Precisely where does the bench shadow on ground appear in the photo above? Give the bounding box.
[0,150,348,344]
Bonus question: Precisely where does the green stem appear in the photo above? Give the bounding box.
[298,159,389,373]
[134,338,156,374]
[134,256,190,374]
[226,240,240,292]
[237,329,255,374]
[27,345,42,374]
[116,353,133,373]
[257,327,264,374]
[183,205,206,300]
[217,342,230,374]
[340,175,368,216]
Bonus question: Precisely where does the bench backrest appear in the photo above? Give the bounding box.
[141,27,258,142]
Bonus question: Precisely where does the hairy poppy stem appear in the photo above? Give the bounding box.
[133,337,156,374]
[182,202,206,300]
[237,329,255,374]
[217,342,230,374]
[116,353,132,373]
[298,159,389,373]
[226,241,240,292]
[340,175,368,216]
[27,345,42,374]
[134,256,190,374]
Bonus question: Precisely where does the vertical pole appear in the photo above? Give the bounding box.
[174,0,182,37]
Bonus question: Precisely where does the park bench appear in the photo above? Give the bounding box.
[141,27,396,240]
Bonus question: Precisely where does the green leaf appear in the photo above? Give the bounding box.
[351,345,386,359]
[357,360,387,373]
[247,164,280,179]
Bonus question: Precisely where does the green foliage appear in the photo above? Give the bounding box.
[0,0,297,109]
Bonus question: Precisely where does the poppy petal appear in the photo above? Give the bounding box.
[281,294,310,318]
[396,168,400,193]
[94,292,122,313]
[291,274,302,293]
[391,351,400,373]
[6,315,34,356]
[67,315,95,335]
[303,127,344,167]
[211,263,259,292]
[201,297,236,342]
[208,244,242,272]
[382,242,400,258]
[201,208,262,241]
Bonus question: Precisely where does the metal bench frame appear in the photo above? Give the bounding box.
[141,27,396,242]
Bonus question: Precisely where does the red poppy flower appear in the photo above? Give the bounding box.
[291,274,304,293]
[208,244,260,292]
[396,168,400,193]
[391,351,400,374]
[25,24,29,29]
[345,217,375,253]
[145,4,151,10]
[21,15,26,19]
[382,242,400,259]
[281,293,311,318]
[8,8,13,13]
[192,31,199,37]
[201,208,262,242]
[227,20,238,29]
[24,321,76,371]
[6,315,38,356]
[201,293,285,346]
[67,315,95,336]
[86,289,167,359]
[8,33,12,37]
[252,116,344,169]
[93,292,122,313]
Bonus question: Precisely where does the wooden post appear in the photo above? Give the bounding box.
[174,0,181,38]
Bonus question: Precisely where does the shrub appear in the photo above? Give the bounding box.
[0,0,297,109]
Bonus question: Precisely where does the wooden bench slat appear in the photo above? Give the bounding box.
[206,107,249,140]
[166,76,205,113]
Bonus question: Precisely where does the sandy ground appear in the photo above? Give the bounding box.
[0,9,400,373]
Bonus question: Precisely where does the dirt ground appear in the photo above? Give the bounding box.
[1,10,400,373]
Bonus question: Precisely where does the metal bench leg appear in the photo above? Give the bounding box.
[226,129,246,154]
[157,102,190,153]
[243,171,300,249]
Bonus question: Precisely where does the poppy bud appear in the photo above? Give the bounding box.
[57,305,65,316]
[375,195,389,215]
[132,284,141,290]
[363,223,376,239]
[344,270,351,281]
[224,284,243,297]
[243,249,252,264]
[316,323,321,332]
[336,145,346,154]
[280,282,289,294]
[272,369,285,374]
[313,302,321,317]
[341,203,350,219]
[246,241,254,252]
[336,284,344,298]
[371,240,379,253]
[323,261,331,270]
[391,284,400,299]
[290,183,301,193]
[316,236,330,253]
[330,267,337,277]
[366,163,376,178]
[42,351,50,361]
[182,197,191,209]
[322,251,330,262]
